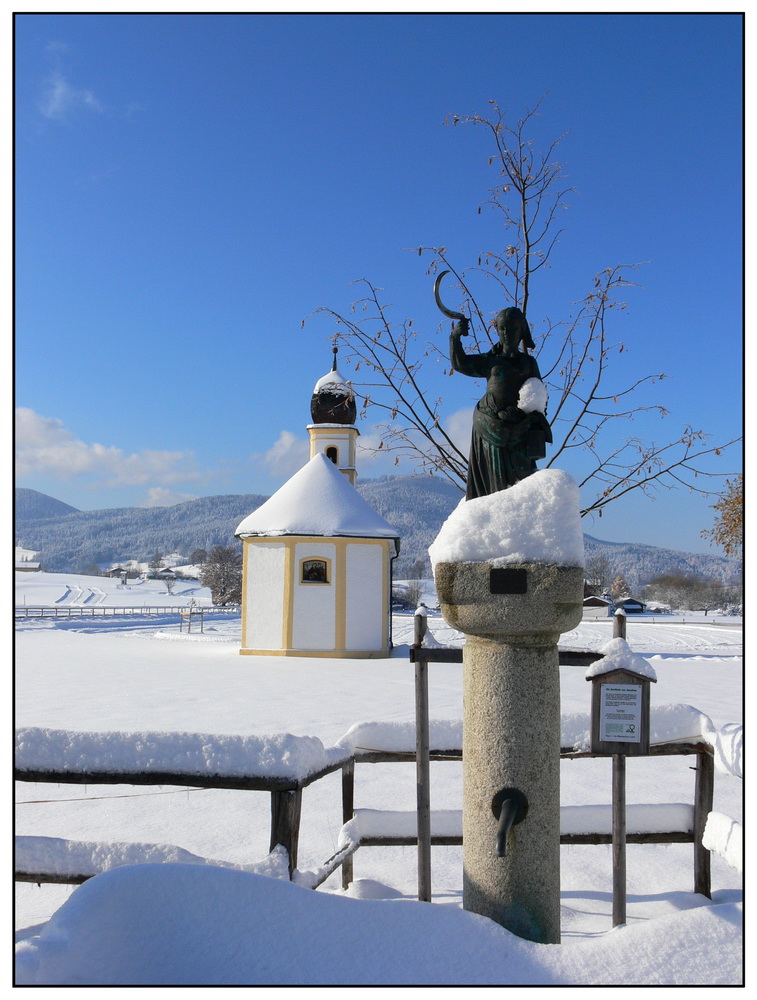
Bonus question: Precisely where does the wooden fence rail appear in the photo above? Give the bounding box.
[14,755,348,882]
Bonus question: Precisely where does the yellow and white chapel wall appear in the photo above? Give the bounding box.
[241,535,392,657]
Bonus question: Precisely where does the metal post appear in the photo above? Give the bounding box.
[414,610,432,902]
[612,753,627,926]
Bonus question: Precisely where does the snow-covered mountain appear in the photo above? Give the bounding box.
[14,482,739,589]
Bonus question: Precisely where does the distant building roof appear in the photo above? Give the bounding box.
[15,546,40,563]
[235,453,400,544]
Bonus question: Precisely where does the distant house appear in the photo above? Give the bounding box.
[617,597,646,614]
[582,595,613,619]
[15,546,41,572]
[15,561,41,573]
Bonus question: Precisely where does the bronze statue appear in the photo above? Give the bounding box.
[435,272,552,500]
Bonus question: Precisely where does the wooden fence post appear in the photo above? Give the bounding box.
[612,753,627,926]
[414,609,432,903]
[269,789,303,877]
[341,760,355,890]
[613,609,627,639]
[693,748,714,897]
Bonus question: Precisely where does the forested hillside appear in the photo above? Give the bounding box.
[14,480,740,590]
[14,493,268,573]
[15,488,80,521]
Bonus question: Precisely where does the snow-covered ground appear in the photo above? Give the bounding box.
[15,572,743,985]
[15,570,212,608]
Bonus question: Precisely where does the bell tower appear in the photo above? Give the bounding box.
[308,346,359,485]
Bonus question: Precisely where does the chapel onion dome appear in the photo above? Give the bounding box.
[310,346,357,425]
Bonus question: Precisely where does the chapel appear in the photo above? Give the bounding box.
[235,350,400,657]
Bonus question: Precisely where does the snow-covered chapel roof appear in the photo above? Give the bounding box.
[235,453,400,543]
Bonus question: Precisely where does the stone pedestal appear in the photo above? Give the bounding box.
[435,560,583,943]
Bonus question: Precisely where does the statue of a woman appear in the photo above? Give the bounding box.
[450,307,552,500]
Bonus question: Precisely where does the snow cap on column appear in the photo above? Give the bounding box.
[429,468,584,568]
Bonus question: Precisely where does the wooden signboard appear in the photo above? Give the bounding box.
[590,667,653,756]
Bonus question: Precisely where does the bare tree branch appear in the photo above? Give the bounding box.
[308,100,741,516]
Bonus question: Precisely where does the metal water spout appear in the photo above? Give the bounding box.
[492,788,529,857]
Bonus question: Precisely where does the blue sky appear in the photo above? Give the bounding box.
[14,13,743,554]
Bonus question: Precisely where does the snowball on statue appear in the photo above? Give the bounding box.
[449,307,552,500]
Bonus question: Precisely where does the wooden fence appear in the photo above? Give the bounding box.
[13,610,716,903]
[15,606,240,619]
[15,752,349,884]
[339,739,714,900]
[16,731,713,900]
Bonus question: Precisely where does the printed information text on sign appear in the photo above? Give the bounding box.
[600,684,642,743]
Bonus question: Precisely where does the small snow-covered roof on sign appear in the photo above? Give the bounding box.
[585,637,657,682]
[235,454,400,543]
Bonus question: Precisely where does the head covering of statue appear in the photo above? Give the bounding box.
[493,307,536,352]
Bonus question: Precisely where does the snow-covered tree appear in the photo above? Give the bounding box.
[585,553,612,595]
[200,546,242,606]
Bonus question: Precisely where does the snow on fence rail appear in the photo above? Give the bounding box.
[350,802,697,845]
[15,837,292,886]
[15,727,349,783]
[702,812,743,873]
[338,708,741,768]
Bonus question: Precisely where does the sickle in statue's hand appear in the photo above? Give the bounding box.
[434,270,468,333]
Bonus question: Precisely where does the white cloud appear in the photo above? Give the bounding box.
[259,431,310,479]
[138,488,200,509]
[354,429,388,464]
[443,408,473,452]
[39,68,103,122]
[15,408,202,488]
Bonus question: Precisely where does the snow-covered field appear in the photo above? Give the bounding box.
[15,569,213,608]
[14,572,743,985]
